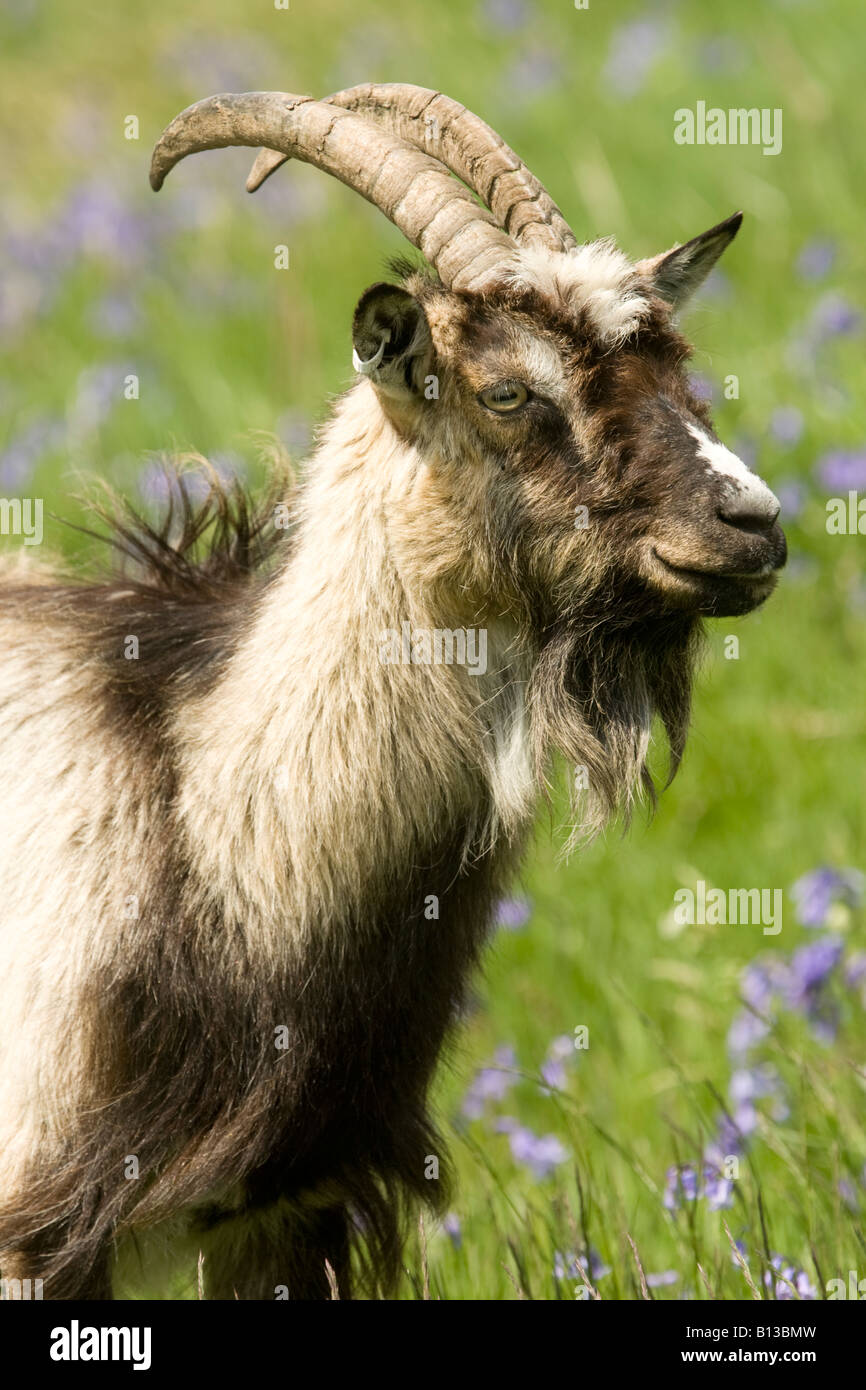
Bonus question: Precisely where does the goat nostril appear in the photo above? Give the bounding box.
[717,502,780,535]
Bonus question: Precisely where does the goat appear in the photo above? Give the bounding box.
[0,84,786,1300]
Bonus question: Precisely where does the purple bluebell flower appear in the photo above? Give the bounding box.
[276,410,313,456]
[70,362,133,437]
[702,1165,734,1211]
[249,165,318,226]
[554,1248,610,1281]
[764,1255,817,1301]
[2,0,40,28]
[789,294,861,373]
[0,415,64,489]
[647,1269,680,1288]
[4,221,69,277]
[88,292,141,339]
[687,371,713,403]
[770,1095,790,1123]
[729,1062,782,1106]
[739,963,769,1012]
[733,1100,759,1136]
[158,182,231,236]
[815,450,866,493]
[792,867,864,927]
[576,1248,611,1281]
[64,101,106,158]
[727,1007,770,1062]
[502,48,561,103]
[442,1211,462,1249]
[667,1156,733,1212]
[162,31,278,97]
[330,22,394,95]
[695,268,732,302]
[540,1058,565,1089]
[811,292,861,340]
[778,935,844,1042]
[703,1113,745,1171]
[838,1179,858,1212]
[730,435,758,470]
[480,0,528,31]
[726,1062,788,1139]
[494,897,532,931]
[808,1005,840,1045]
[508,1125,568,1178]
[63,180,146,266]
[0,442,37,491]
[461,1045,518,1119]
[664,1163,699,1210]
[349,1205,368,1234]
[540,1034,574,1091]
[728,954,792,1062]
[785,554,820,586]
[796,238,836,282]
[140,456,245,510]
[769,406,804,448]
[787,936,844,1003]
[603,16,671,97]
[775,479,806,521]
[138,462,175,506]
[209,452,247,485]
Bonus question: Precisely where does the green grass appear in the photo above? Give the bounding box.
[1,0,864,1299]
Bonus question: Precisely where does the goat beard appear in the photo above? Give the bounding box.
[527,606,703,850]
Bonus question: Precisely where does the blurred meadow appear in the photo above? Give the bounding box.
[1,0,864,1299]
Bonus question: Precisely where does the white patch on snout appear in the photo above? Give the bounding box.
[686,423,780,524]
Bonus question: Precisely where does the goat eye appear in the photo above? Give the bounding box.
[478,380,529,413]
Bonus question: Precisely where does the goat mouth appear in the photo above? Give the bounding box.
[652,550,777,583]
[648,547,779,615]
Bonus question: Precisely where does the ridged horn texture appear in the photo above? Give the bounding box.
[329,84,577,252]
[150,91,516,291]
[247,83,576,254]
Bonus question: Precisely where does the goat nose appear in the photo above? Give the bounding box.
[718,479,781,533]
[684,423,781,533]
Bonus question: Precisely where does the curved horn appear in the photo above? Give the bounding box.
[247,83,576,253]
[150,91,516,292]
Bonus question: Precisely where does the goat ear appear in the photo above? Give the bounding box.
[351,283,433,398]
[637,211,743,310]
